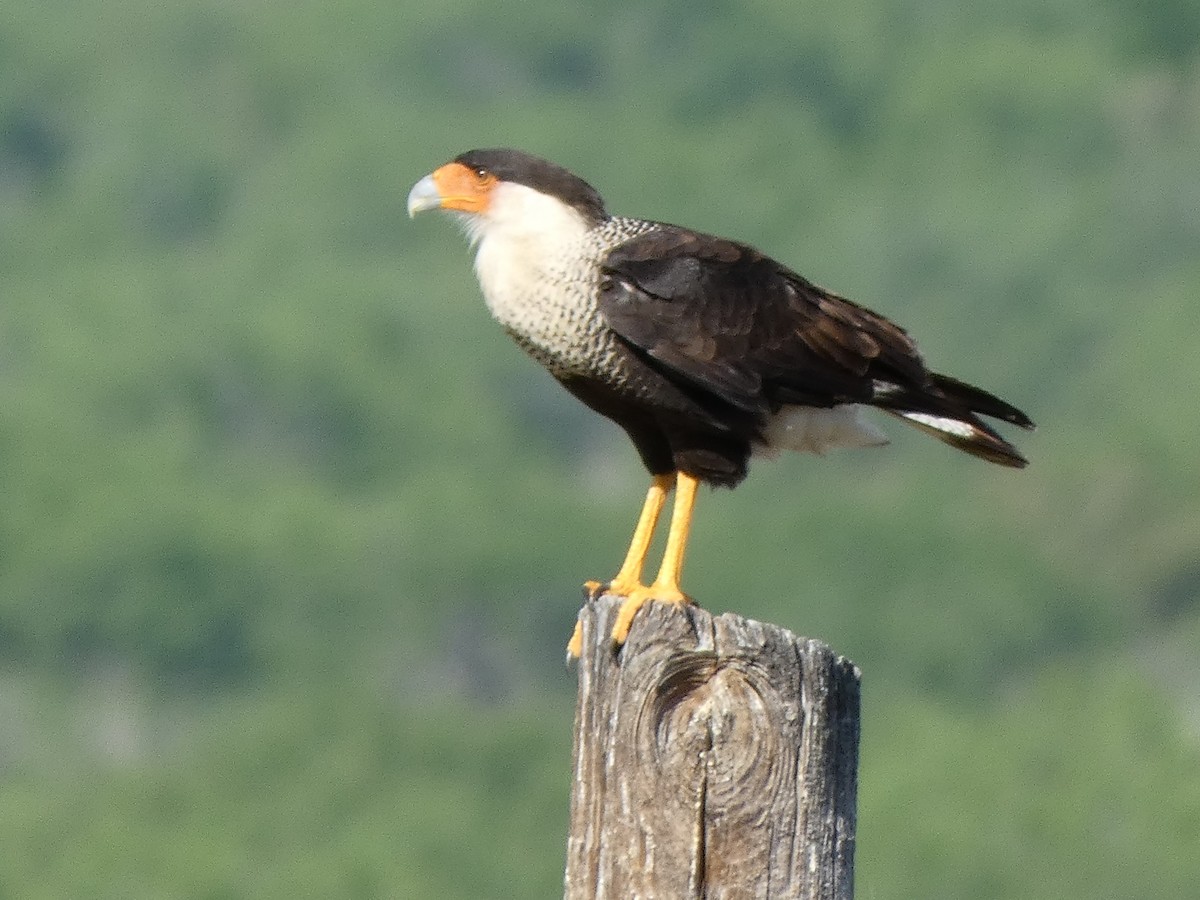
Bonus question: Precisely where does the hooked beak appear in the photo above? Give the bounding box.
[407,174,442,218]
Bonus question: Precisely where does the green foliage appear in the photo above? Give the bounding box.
[861,653,1200,899]
[1,0,1198,896]
[0,685,572,898]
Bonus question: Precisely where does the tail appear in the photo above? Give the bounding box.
[875,373,1035,468]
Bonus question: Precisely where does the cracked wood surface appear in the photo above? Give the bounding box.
[564,594,860,900]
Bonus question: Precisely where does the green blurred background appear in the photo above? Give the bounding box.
[3,0,1199,896]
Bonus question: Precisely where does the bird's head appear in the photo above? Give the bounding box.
[407,149,608,244]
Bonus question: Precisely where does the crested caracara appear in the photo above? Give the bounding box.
[408,149,1033,656]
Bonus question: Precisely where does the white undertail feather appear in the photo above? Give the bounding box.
[755,405,889,458]
[894,411,979,439]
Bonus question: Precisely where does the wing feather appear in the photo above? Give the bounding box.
[597,224,1033,466]
[598,226,925,413]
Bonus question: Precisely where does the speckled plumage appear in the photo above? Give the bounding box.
[474,210,654,383]
[414,148,1033,486]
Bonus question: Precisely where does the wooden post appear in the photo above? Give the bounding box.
[564,593,861,900]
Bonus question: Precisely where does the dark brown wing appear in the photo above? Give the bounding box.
[598,225,1034,466]
[598,225,928,414]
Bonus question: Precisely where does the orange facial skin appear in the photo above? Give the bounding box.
[430,162,498,214]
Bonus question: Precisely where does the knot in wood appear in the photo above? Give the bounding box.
[638,649,800,824]
[566,597,861,899]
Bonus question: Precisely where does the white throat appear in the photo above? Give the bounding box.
[459,182,596,329]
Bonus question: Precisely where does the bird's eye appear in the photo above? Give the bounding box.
[473,167,490,180]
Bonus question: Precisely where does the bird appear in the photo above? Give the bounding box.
[407,148,1033,656]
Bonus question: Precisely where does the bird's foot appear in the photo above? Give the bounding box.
[611,582,693,648]
[569,581,613,660]
[568,575,681,659]
[566,621,584,661]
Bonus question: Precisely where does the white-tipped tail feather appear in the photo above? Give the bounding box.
[755,405,889,458]
[882,406,1029,468]
[892,411,979,440]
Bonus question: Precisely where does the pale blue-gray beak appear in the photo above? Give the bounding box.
[407,174,442,218]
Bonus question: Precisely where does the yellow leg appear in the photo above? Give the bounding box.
[607,473,674,594]
[570,473,673,659]
[610,471,699,646]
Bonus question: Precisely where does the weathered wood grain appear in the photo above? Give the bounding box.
[564,594,860,900]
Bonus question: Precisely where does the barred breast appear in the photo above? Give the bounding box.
[474,215,655,390]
